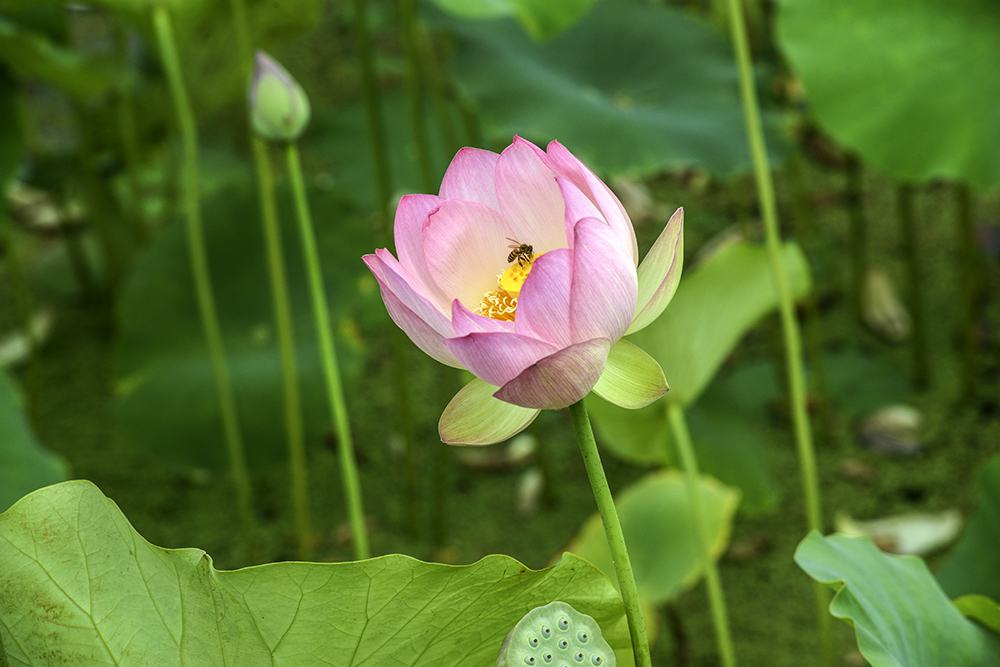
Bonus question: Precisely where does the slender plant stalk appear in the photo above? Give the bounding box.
[60,219,99,301]
[845,156,868,325]
[152,5,259,562]
[897,185,928,389]
[568,399,651,667]
[399,0,435,192]
[352,0,421,537]
[286,142,369,559]
[112,24,149,245]
[956,184,977,401]
[666,402,737,667]
[724,0,831,663]
[417,25,462,156]
[222,0,312,560]
[3,226,42,428]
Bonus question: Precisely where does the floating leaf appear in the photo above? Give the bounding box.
[0,369,67,512]
[0,480,628,666]
[428,0,600,41]
[439,0,788,177]
[835,510,962,556]
[937,456,1000,603]
[563,470,738,606]
[795,532,1000,666]
[777,0,1000,190]
[114,185,374,469]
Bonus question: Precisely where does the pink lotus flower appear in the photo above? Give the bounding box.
[364,137,684,445]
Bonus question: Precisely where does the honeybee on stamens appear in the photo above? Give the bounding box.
[506,238,534,267]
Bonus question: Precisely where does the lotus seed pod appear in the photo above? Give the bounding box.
[495,601,615,667]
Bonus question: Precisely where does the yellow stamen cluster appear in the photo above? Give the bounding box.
[476,251,544,321]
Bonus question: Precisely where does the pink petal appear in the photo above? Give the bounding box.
[443,331,559,387]
[513,248,573,349]
[439,377,540,445]
[439,147,500,210]
[493,337,613,410]
[629,207,685,335]
[556,177,602,248]
[392,194,449,308]
[363,254,461,368]
[451,300,515,336]
[543,140,638,266]
[367,249,452,335]
[591,339,668,409]
[495,137,568,255]
[570,217,637,344]
[423,199,515,310]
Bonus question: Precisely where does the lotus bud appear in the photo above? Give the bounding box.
[495,601,615,667]
[248,51,310,142]
[862,266,911,343]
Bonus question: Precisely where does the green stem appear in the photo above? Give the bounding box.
[568,399,651,667]
[666,402,737,667]
[956,184,977,401]
[897,184,928,389]
[113,24,149,245]
[255,138,312,560]
[152,5,259,563]
[60,219,98,302]
[724,0,831,663]
[845,156,868,325]
[3,225,42,429]
[400,0,435,193]
[417,25,462,156]
[286,142,369,560]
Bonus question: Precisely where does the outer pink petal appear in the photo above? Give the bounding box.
[513,248,573,349]
[570,217,637,344]
[423,199,514,310]
[543,140,638,266]
[393,194,449,309]
[451,299,515,336]
[368,249,451,333]
[628,207,685,335]
[494,338,612,410]
[557,177,602,248]
[443,331,559,388]
[363,254,461,368]
[495,137,567,255]
[440,377,540,445]
[439,147,500,210]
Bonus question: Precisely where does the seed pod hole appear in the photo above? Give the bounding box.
[524,657,535,666]
[541,625,551,638]
[574,652,585,662]
[558,639,569,650]
[542,652,553,663]
[591,656,602,666]
[577,631,589,644]
[528,637,539,648]
[558,617,569,631]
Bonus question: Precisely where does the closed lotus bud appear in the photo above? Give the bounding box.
[862,266,911,343]
[248,51,310,142]
[495,601,615,667]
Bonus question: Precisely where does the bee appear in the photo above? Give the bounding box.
[506,238,534,267]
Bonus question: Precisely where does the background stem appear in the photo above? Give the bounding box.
[152,4,258,563]
[667,402,737,667]
[723,0,831,662]
[286,142,369,560]
[897,184,928,389]
[845,156,868,326]
[568,399,651,667]
[956,184,977,401]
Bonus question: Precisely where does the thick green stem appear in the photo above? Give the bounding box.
[897,185,928,389]
[568,399,651,667]
[845,156,868,325]
[724,0,831,663]
[254,139,312,560]
[400,0,435,193]
[152,5,258,563]
[352,0,420,536]
[286,142,369,560]
[956,184,977,401]
[666,402,737,667]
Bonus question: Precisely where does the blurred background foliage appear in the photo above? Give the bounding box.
[1,0,1000,664]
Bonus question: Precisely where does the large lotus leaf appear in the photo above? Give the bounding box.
[0,370,68,512]
[795,532,1000,666]
[776,0,1000,190]
[114,183,376,470]
[564,470,739,606]
[937,456,1000,603]
[0,480,628,666]
[0,16,119,99]
[438,0,788,178]
[429,0,600,41]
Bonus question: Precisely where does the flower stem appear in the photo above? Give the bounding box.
[286,142,370,560]
[399,0,435,193]
[568,399,651,667]
[723,0,831,663]
[666,402,737,667]
[3,225,42,429]
[152,5,258,563]
[255,139,312,561]
[955,184,977,401]
[897,184,928,389]
[845,156,868,326]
